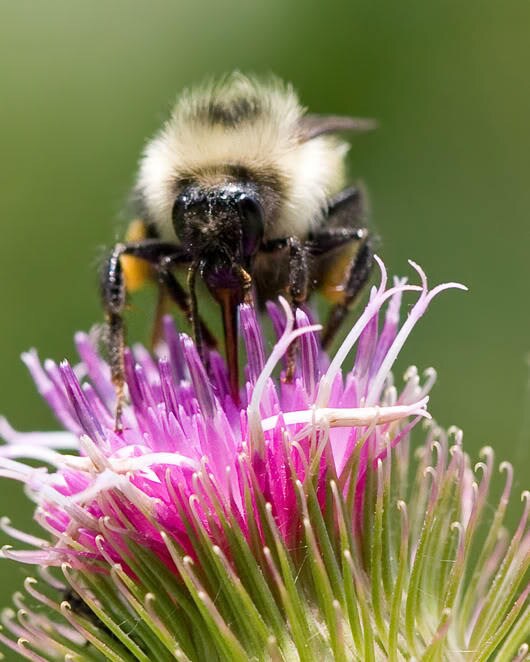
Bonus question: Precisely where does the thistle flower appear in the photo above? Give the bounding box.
[0,259,528,661]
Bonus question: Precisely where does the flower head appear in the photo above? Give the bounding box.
[0,260,527,661]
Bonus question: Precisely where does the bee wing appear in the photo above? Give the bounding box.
[298,114,377,141]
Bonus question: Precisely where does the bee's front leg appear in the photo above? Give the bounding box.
[156,258,218,350]
[100,239,190,429]
[100,244,129,429]
[285,236,310,382]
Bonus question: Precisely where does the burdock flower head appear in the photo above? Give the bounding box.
[0,260,528,661]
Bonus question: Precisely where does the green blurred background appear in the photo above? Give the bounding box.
[0,0,529,640]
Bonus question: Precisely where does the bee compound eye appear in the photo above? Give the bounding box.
[171,194,188,238]
[238,194,264,257]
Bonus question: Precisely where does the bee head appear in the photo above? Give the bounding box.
[172,182,264,291]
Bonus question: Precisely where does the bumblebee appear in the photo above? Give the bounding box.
[101,73,375,422]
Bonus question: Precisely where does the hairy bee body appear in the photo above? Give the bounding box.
[136,74,349,243]
[102,73,375,418]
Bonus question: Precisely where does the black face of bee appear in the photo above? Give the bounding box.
[172,183,264,296]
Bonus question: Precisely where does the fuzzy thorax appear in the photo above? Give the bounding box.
[136,73,348,241]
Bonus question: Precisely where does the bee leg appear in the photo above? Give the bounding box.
[285,237,309,382]
[101,244,129,430]
[320,235,373,349]
[156,258,218,350]
[307,185,374,349]
[325,186,365,230]
[150,286,171,349]
[101,240,191,429]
